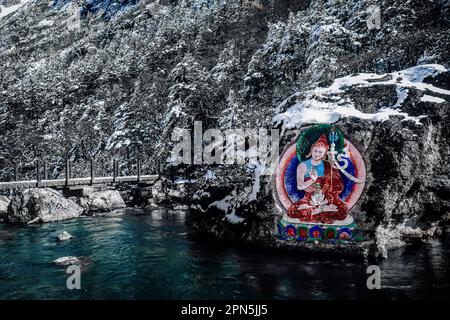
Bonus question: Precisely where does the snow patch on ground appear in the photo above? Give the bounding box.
[421,94,446,104]
[209,189,244,224]
[208,158,266,224]
[38,18,54,27]
[205,170,215,180]
[274,64,450,130]
[225,211,245,224]
[246,161,264,202]
[375,223,437,258]
[0,0,29,20]
[58,1,82,31]
[174,177,197,184]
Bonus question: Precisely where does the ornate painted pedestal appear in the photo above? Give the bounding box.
[276,215,359,243]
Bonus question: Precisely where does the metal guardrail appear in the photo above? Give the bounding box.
[0,175,159,190]
[1,157,161,190]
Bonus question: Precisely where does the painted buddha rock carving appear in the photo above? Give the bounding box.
[287,134,348,224]
[274,124,366,242]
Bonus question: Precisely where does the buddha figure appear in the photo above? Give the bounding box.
[287,134,348,224]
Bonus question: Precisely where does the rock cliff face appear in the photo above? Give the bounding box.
[188,64,450,257]
[0,0,449,255]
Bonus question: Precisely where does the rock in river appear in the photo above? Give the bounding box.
[57,231,73,242]
[54,256,81,267]
[2,188,83,224]
[54,256,90,268]
[77,190,126,214]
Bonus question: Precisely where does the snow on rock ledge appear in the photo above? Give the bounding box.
[375,224,437,258]
[0,0,30,20]
[273,64,450,130]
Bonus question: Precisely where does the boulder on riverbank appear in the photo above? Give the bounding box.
[150,177,172,204]
[0,195,10,220]
[77,189,126,214]
[2,188,83,224]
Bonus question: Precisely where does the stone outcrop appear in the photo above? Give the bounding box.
[0,195,10,218]
[2,188,83,224]
[76,189,126,214]
[54,256,81,266]
[54,256,90,268]
[57,231,73,241]
[187,71,450,257]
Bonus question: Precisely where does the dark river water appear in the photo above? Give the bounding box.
[0,207,449,299]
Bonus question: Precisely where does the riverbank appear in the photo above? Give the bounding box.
[2,181,448,258]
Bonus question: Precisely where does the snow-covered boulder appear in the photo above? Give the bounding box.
[77,190,126,214]
[151,177,172,204]
[57,231,73,241]
[54,256,80,267]
[54,256,90,268]
[3,188,83,224]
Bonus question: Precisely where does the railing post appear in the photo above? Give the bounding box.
[90,158,94,185]
[14,163,18,181]
[36,159,40,187]
[137,158,141,183]
[43,161,48,180]
[65,157,69,187]
[113,159,117,183]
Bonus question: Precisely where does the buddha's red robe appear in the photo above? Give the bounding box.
[287,162,348,224]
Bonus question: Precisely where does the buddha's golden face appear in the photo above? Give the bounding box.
[311,146,326,161]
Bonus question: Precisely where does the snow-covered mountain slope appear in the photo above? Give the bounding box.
[0,0,309,179]
[0,0,30,19]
